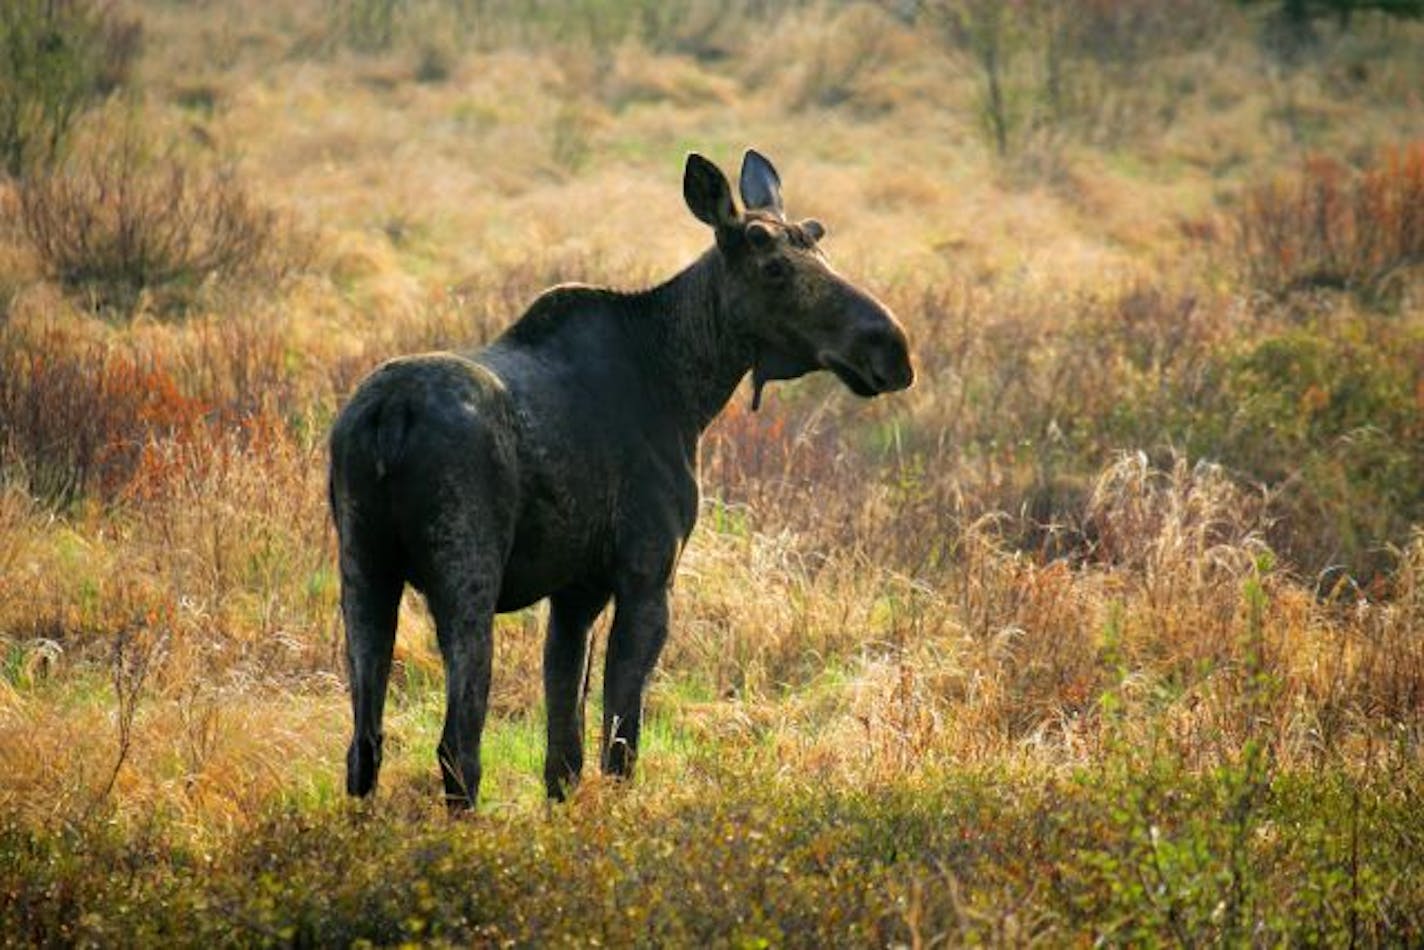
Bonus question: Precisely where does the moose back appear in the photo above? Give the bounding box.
[328,149,914,808]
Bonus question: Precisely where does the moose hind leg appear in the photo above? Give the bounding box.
[544,587,610,800]
[343,564,401,798]
[601,590,669,779]
[429,583,498,811]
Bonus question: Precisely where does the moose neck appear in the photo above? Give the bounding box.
[631,248,755,436]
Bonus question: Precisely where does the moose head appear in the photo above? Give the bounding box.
[683,149,915,409]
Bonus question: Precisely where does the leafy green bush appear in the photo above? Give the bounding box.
[1190,321,1424,579]
[3,761,1421,945]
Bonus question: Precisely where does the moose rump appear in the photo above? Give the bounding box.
[329,354,524,805]
[329,148,913,810]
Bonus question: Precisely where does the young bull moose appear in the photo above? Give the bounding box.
[329,149,914,808]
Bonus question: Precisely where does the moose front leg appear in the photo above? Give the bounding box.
[601,589,669,779]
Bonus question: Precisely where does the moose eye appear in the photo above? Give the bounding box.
[762,259,792,283]
[746,222,775,252]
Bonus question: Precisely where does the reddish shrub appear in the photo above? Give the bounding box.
[0,326,212,503]
[1233,141,1424,302]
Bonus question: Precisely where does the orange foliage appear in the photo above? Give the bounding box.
[0,322,282,504]
[1234,140,1424,299]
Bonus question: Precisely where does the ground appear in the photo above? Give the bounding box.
[2,0,1423,944]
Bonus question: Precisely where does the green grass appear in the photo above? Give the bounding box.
[3,737,1420,946]
[3,1,1424,944]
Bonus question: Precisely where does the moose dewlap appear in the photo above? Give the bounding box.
[328,149,914,809]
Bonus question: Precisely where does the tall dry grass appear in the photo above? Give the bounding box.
[1,5,1423,940]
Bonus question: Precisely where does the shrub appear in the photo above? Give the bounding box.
[635,0,778,60]
[1206,321,1424,579]
[330,0,405,52]
[0,326,207,505]
[0,0,141,178]
[895,0,1220,159]
[786,4,904,113]
[1232,142,1424,303]
[0,313,298,507]
[19,122,292,315]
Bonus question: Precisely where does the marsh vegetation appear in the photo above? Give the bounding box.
[2,0,1423,943]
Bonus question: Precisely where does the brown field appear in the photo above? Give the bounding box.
[2,1,1424,944]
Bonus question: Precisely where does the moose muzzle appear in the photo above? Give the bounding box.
[819,287,914,398]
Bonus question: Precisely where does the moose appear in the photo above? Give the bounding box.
[329,149,914,809]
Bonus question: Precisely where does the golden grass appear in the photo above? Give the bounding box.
[3,1,1424,940]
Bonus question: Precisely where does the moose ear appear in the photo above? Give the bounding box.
[739,148,783,216]
[684,153,737,228]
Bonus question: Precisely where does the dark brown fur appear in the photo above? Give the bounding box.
[329,150,913,807]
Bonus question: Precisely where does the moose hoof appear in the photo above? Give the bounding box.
[345,735,382,797]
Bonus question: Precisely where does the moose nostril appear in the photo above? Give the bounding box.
[868,347,914,392]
